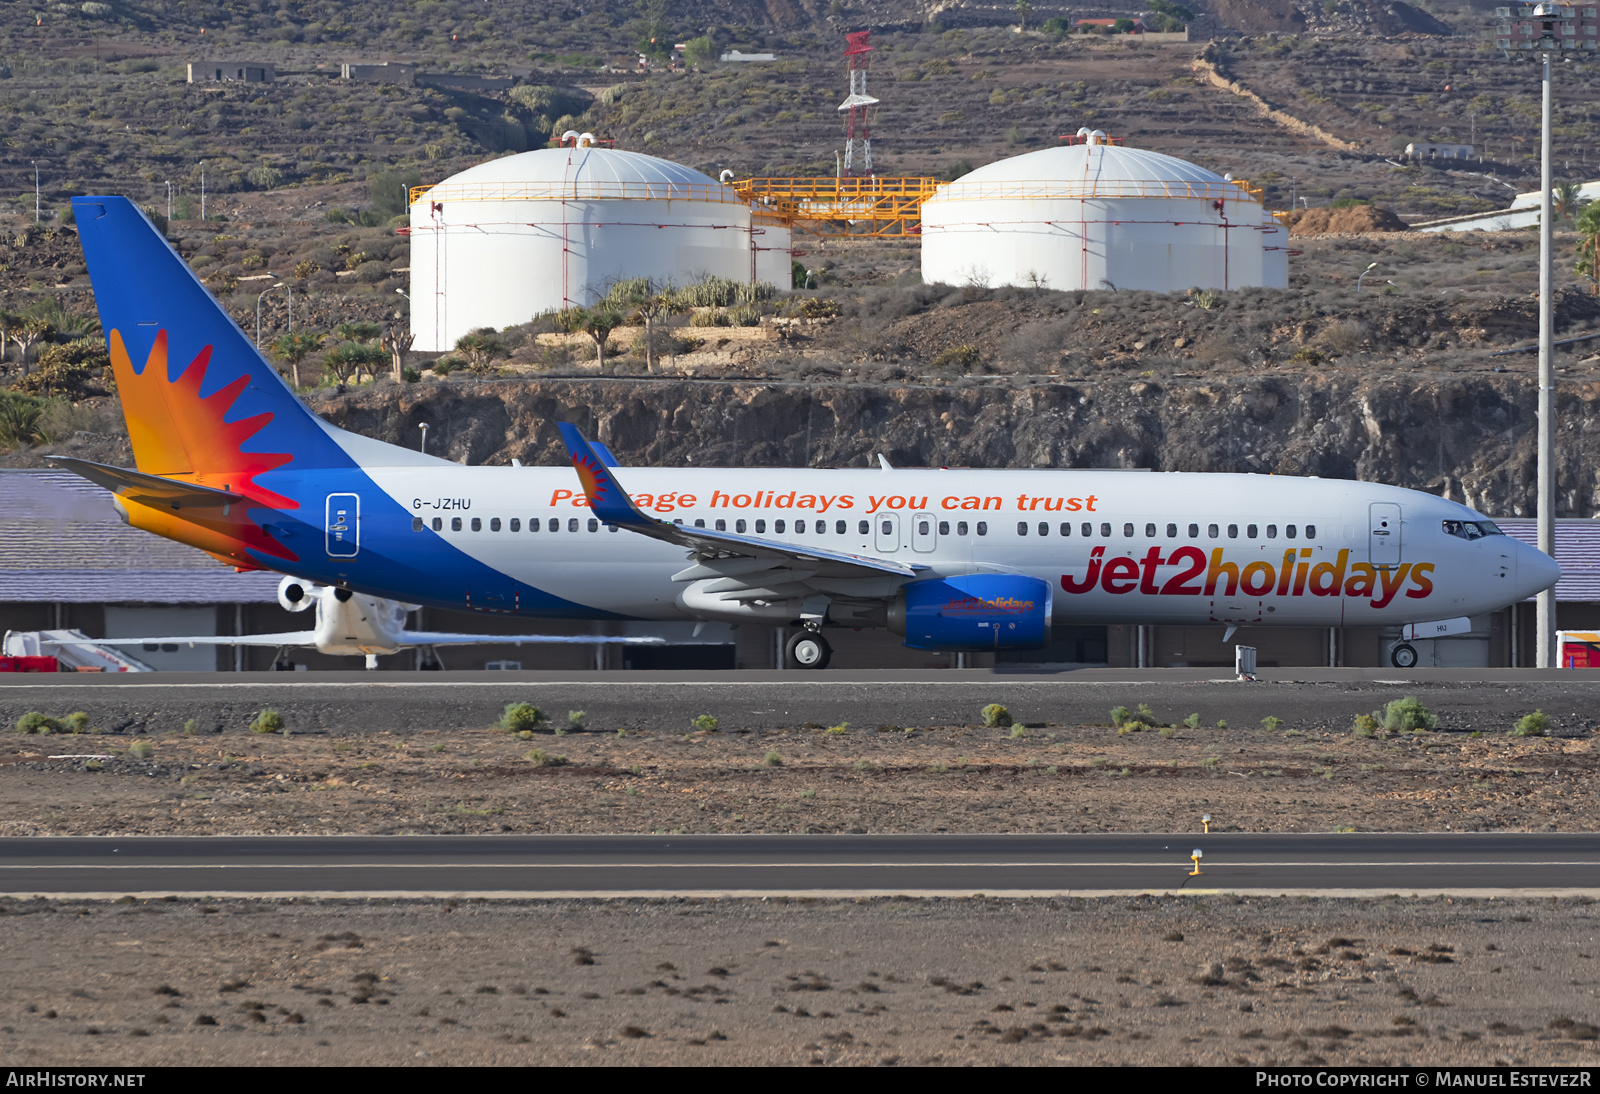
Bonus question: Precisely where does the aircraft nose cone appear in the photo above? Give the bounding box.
[1515,540,1561,602]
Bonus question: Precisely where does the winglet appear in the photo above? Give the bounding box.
[556,423,653,530]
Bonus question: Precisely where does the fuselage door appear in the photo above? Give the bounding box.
[1369,502,1401,568]
[911,512,937,553]
[325,493,360,558]
[875,512,900,553]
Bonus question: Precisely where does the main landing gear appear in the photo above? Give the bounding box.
[786,629,832,670]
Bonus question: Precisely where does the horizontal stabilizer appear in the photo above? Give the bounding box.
[49,456,245,510]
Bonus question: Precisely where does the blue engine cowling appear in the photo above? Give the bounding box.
[887,574,1053,651]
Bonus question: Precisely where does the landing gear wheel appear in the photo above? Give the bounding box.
[786,630,832,670]
[1390,642,1419,669]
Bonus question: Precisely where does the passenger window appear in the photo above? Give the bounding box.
[1101,523,1112,537]
[940,521,950,535]
[608,525,618,532]
[858,521,869,535]
[1018,522,1029,536]
[529,518,539,532]
[1166,523,1177,538]
[1247,523,1257,538]
[836,520,846,534]
[509,518,520,532]
[1266,524,1277,539]
[1305,524,1316,539]
[1286,525,1297,539]
[567,518,579,533]
[1060,523,1071,537]
[1227,524,1237,539]
[471,517,482,532]
[1206,523,1217,538]
[921,520,931,535]
[490,517,501,532]
[716,519,726,532]
[694,518,705,528]
[412,516,423,531]
[1188,523,1198,538]
[880,520,892,535]
[432,517,443,531]
[550,519,559,533]
[1038,522,1048,537]
[957,521,969,536]
[736,519,747,533]
[1081,523,1092,537]
[451,517,462,532]
[1145,523,1156,538]
[976,522,988,536]
[588,518,599,532]
[775,520,786,534]
[755,520,766,534]
[1122,523,1133,538]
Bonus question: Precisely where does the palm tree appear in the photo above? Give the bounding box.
[322,342,385,393]
[606,277,682,374]
[1553,180,1587,223]
[271,330,324,389]
[1576,203,1600,292]
[554,306,623,373]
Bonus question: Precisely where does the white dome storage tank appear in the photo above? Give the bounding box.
[409,143,790,351]
[920,134,1288,293]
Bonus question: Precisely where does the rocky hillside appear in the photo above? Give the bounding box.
[296,368,1590,519]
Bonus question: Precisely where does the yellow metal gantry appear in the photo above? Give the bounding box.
[732,176,943,237]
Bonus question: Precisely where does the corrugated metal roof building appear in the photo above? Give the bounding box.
[0,471,281,605]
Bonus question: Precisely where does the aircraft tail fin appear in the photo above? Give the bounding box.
[72,196,353,484]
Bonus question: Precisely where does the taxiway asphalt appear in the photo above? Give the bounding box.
[1,833,1596,898]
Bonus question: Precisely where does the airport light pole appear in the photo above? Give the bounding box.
[255,281,283,347]
[1494,3,1599,666]
[1356,262,1379,291]
[32,162,39,224]
[199,160,206,221]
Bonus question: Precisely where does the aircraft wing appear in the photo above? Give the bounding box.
[81,632,317,647]
[49,456,246,511]
[556,424,924,585]
[397,632,667,647]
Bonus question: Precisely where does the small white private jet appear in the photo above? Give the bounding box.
[80,576,665,669]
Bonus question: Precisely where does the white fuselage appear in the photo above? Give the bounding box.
[345,465,1552,629]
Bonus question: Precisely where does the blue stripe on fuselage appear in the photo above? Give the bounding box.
[247,469,628,620]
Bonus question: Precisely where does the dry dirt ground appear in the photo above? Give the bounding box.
[1,714,1594,837]
[3,894,1600,1066]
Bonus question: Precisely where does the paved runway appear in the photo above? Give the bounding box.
[3,834,1597,898]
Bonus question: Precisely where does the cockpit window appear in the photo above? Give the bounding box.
[1442,519,1503,541]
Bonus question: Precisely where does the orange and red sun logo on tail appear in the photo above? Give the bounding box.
[110,329,299,565]
[568,449,611,505]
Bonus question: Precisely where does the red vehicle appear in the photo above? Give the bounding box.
[0,655,60,673]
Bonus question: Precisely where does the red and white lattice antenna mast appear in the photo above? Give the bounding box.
[839,30,877,176]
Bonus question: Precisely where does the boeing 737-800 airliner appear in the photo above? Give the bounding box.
[57,197,1560,669]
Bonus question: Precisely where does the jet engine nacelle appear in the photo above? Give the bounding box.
[888,574,1052,651]
[277,576,321,613]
